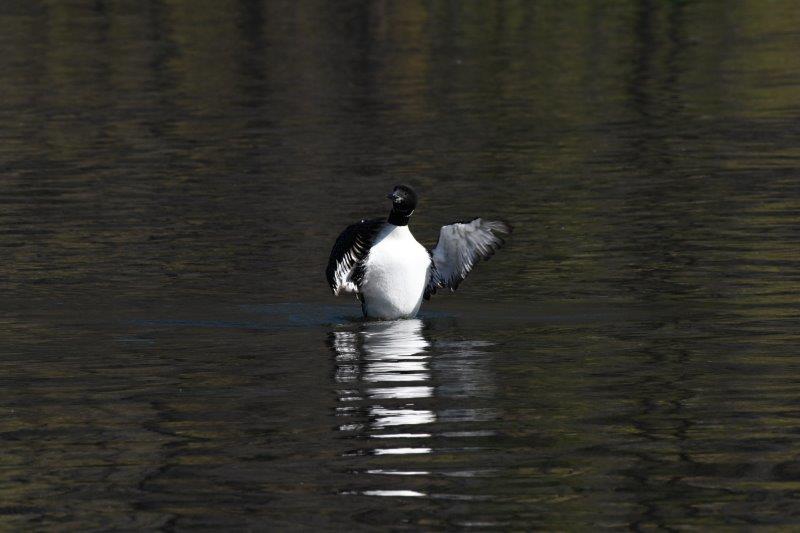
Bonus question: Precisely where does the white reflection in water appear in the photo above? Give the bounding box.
[367,386,433,399]
[331,318,497,463]
[374,447,432,455]
[371,433,431,439]
[364,372,429,382]
[332,331,359,384]
[332,319,436,437]
[366,469,431,475]
[361,319,429,358]
[362,490,426,497]
[370,407,436,427]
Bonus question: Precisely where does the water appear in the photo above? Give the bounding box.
[2,0,800,529]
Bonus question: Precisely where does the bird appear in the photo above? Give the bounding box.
[326,185,511,320]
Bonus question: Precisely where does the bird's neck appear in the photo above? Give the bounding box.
[387,207,413,226]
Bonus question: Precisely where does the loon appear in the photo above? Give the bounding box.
[325,185,511,320]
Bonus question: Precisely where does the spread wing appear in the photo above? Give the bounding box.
[326,218,384,295]
[425,218,511,298]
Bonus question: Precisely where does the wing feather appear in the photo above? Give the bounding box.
[425,218,511,298]
[326,218,384,295]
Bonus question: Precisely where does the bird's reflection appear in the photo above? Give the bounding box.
[331,319,436,438]
[330,318,497,447]
[330,318,502,498]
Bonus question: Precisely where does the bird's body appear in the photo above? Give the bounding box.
[326,185,510,320]
[359,224,431,319]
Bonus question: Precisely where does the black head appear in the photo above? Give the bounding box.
[386,185,417,226]
[387,185,418,212]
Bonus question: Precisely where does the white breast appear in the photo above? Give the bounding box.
[360,225,431,319]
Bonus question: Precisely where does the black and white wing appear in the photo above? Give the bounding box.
[326,218,384,295]
[425,218,511,298]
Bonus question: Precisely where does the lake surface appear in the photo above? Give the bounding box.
[2,0,800,529]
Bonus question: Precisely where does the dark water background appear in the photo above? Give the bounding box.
[2,0,800,529]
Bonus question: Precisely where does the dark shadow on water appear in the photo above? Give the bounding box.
[126,299,640,338]
[127,302,455,333]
